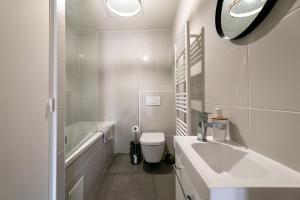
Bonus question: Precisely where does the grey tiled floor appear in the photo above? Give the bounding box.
[91,154,175,200]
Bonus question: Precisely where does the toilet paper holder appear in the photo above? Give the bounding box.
[131,125,140,144]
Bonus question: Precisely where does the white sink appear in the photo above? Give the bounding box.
[191,141,272,179]
[174,136,300,200]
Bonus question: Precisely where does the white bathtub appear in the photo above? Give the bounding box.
[65,122,114,167]
[65,121,114,200]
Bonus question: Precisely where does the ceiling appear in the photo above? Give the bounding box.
[66,0,180,31]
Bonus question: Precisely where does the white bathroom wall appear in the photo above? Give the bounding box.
[173,0,300,172]
[0,0,51,199]
[98,30,174,153]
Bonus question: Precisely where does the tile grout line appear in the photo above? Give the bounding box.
[205,103,300,114]
[247,40,251,148]
[283,6,300,19]
[250,107,300,114]
[152,174,157,200]
[205,103,248,109]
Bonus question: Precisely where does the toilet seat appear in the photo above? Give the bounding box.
[140,132,165,145]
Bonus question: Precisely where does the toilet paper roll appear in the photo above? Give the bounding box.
[131,125,140,133]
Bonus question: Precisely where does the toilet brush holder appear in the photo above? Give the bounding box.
[130,125,142,165]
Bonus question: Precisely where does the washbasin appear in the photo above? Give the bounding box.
[191,141,272,179]
[174,136,300,200]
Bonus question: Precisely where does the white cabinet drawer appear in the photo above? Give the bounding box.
[176,175,186,200]
[175,152,202,200]
[181,169,202,200]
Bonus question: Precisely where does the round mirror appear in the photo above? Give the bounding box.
[215,0,277,40]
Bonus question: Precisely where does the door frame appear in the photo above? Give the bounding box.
[49,0,58,199]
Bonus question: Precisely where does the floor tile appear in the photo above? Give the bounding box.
[91,154,175,200]
[154,173,175,200]
[107,154,143,174]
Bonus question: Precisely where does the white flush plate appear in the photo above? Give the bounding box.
[146,96,160,106]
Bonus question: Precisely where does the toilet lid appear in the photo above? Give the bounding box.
[140,132,165,145]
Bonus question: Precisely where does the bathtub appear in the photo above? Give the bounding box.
[65,122,114,200]
[65,122,114,167]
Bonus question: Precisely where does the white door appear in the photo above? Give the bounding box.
[0,0,51,199]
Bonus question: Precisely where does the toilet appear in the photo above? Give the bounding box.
[140,132,165,163]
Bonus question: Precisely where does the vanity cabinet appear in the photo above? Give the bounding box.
[176,176,185,200]
[175,153,202,200]
[174,136,300,200]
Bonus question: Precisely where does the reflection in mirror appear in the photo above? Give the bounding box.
[216,0,277,40]
[229,0,266,18]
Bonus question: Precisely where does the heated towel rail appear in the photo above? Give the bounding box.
[175,21,204,136]
[175,21,191,136]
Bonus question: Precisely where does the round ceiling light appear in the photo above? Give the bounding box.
[229,0,267,18]
[106,0,142,17]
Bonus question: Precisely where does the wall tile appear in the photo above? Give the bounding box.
[291,1,300,12]
[278,0,300,16]
[202,0,241,63]
[139,91,176,136]
[205,46,248,107]
[102,84,139,153]
[66,25,98,124]
[250,109,300,172]
[206,104,250,147]
[173,0,300,175]
[102,57,141,87]
[65,22,80,126]
[251,0,300,34]
[100,30,174,153]
[249,9,300,112]
[140,67,173,91]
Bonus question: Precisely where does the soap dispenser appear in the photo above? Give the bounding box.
[211,108,228,142]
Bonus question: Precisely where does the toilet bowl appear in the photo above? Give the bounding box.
[140,132,165,163]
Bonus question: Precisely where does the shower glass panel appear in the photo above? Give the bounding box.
[65,0,99,158]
